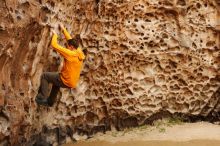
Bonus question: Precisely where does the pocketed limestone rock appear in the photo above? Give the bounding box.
[0,0,220,145]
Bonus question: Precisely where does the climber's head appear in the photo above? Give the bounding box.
[67,34,81,50]
[67,39,78,50]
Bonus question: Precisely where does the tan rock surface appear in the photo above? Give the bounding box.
[0,0,220,145]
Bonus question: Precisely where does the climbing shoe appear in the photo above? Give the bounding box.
[35,97,49,106]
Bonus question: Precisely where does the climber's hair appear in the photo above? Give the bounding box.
[67,39,79,49]
[67,34,81,49]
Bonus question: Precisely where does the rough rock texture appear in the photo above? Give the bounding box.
[0,0,220,145]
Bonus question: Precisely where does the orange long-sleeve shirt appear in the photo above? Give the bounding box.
[51,28,85,88]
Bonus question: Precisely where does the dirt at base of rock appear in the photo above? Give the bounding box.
[64,122,220,146]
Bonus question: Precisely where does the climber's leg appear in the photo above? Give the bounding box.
[47,73,69,106]
[36,72,67,106]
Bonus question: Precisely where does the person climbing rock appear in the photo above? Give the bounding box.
[35,24,85,107]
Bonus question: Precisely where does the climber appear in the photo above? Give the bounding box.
[35,24,85,107]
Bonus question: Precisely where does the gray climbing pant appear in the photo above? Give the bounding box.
[36,72,69,106]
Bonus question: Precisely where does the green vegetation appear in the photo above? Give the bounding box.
[111,117,184,136]
[152,117,184,133]
[167,116,184,126]
[137,125,150,131]
[158,127,166,133]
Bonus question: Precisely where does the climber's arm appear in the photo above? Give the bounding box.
[60,24,72,40]
[51,33,78,62]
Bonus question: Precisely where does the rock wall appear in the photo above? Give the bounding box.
[0,0,220,145]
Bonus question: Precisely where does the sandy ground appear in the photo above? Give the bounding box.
[64,121,220,146]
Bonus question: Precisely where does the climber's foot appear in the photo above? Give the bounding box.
[35,97,49,106]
